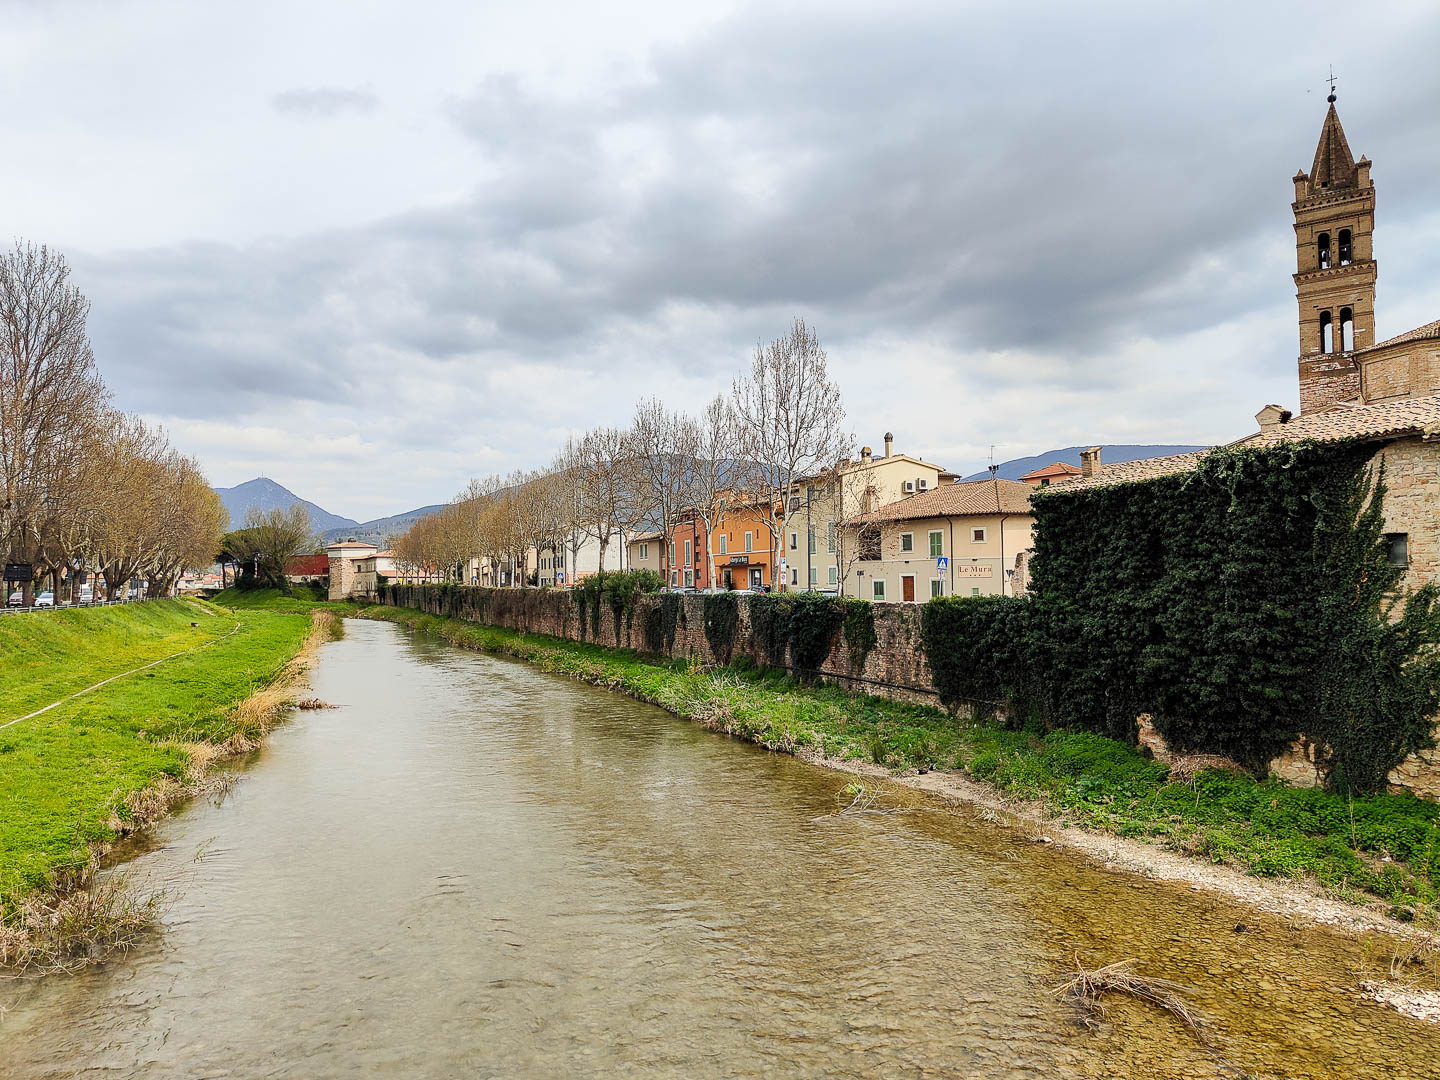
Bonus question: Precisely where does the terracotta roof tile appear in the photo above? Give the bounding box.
[1358,318,1440,353]
[851,478,1033,523]
[1053,394,1440,493]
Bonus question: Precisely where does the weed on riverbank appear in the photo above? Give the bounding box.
[360,605,1440,914]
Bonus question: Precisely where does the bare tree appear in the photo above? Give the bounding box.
[0,242,108,603]
[731,318,851,589]
[621,397,698,587]
[685,395,739,591]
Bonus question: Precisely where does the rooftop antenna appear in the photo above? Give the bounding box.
[1326,65,1338,104]
[988,444,999,479]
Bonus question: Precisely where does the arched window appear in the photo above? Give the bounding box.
[1317,232,1331,269]
[1338,229,1352,266]
[1340,307,1354,351]
[1320,310,1334,354]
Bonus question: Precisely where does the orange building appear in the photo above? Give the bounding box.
[668,500,780,591]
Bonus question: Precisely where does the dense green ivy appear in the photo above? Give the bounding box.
[703,593,740,663]
[573,570,662,643]
[923,439,1440,792]
[843,601,877,672]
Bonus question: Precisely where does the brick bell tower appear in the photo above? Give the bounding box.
[1292,87,1376,413]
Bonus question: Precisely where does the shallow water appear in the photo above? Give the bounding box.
[1,619,1434,1078]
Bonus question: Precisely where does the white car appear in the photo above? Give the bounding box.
[6,591,22,607]
[34,592,54,607]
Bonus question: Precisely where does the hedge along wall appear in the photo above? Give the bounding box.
[921,438,1440,795]
[378,583,939,706]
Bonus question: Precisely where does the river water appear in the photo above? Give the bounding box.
[0,619,1433,1078]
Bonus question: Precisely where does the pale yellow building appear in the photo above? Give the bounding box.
[844,478,1035,602]
[625,530,664,577]
[785,432,955,594]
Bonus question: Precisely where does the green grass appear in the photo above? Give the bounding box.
[209,584,353,613]
[0,599,235,724]
[0,605,313,907]
[362,605,1440,914]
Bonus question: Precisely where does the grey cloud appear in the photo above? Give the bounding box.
[76,1,1440,474]
[271,86,379,117]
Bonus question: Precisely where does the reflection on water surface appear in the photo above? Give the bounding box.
[0,619,1432,1078]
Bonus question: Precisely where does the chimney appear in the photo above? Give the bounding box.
[883,432,894,459]
[1079,446,1101,479]
[1255,404,1292,433]
[860,445,872,463]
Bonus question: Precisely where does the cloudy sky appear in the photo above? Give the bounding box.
[5,0,1438,522]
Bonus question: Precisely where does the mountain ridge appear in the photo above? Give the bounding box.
[960,444,1208,482]
[213,477,441,545]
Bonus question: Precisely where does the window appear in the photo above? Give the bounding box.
[971,587,981,597]
[1338,228,1352,266]
[809,566,818,587]
[1320,310,1334,354]
[900,532,914,552]
[671,571,678,586]
[972,527,986,543]
[718,533,728,554]
[1340,307,1354,352]
[808,526,817,554]
[669,541,676,565]
[790,568,799,585]
[684,539,691,565]
[1318,232,1331,269]
[745,532,753,552]
[1387,533,1410,567]
[556,552,564,569]
[790,532,798,550]
[826,521,837,553]
[859,526,881,561]
[639,542,649,560]
[1039,478,1050,487]
[928,531,943,557]
[873,580,886,601]
[828,566,837,586]
[930,579,944,599]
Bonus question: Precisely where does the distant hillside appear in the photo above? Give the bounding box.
[961,444,1208,482]
[321,505,446,547]
[215,478,359,533]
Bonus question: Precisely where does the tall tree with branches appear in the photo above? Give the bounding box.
[731,318,851,588]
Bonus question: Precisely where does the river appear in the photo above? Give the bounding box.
[0,619,1432,1078]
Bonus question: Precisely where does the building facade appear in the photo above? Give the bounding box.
[785,432,954,594]
[844,478,1035,602]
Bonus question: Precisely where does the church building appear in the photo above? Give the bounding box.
[1293,90,1440,413]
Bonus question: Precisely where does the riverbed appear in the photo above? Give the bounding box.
[0,618,1433,1078]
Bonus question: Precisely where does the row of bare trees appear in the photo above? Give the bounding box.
[0,242,226,602]
[393,318,854,592]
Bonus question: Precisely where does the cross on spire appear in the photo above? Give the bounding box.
[1326,66,1338,104]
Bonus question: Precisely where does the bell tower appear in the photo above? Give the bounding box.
[1292,87,1376,413]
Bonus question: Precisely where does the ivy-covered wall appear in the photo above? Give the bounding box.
[378,583,936,704]
[921,439,1440,794]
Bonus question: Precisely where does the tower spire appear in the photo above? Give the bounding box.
[1309,97,1357,191]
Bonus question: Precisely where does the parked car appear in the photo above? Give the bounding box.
[77,585,94,603]
[34,592,54,607]
[6,591,22,607]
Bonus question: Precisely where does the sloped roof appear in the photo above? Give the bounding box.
[850,478,1033,524]
[1246,393,1440,447]
[1052,451,1210,492]
[1052,394,1440,493]
[284,554,330,576]
[1357,317,1440,354]
[1019,461,1083,480]
[1309,102,1358,190]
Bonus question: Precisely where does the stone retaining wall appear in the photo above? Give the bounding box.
[380,584,938,706]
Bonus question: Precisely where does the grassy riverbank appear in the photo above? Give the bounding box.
[0,600,328,950]
[363,605,1440,915]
